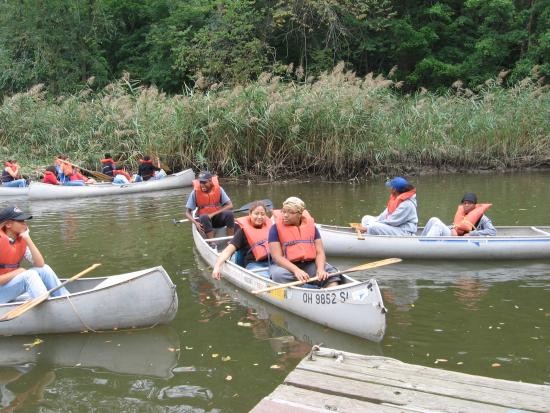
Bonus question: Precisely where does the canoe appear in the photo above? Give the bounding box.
[0,266,178,336]
[318,224,550,260]
[28,168,194,200]
[192,225,387,341]
[0,326,179,377]
[0,186,29,197]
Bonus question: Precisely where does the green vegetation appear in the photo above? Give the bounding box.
[1,66,548,180]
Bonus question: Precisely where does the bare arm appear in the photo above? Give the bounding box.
[186,208,204,233]
[313,239,329,281]
[20,230,45,267]
[212,243,237,279]
[208,200,234,219]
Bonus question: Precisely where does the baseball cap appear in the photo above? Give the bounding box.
[385,176,410,191]
[198,171,213,182]
[0,206,32,223]
[461,192,478,204]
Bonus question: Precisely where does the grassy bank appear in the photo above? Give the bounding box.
[1,66,548,180]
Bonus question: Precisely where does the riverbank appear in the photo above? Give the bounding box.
[2,66,548,181]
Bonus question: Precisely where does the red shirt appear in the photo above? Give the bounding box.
[42,171,59,185]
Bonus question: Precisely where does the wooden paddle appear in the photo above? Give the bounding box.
[63,160,113,182]
[0,263,101,322]
[173,199,274,224]
[349,222,365,240]
[252,258,402,294]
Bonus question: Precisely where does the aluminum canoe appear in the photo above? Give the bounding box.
[192,225,386,342]
[318,224,550,260]
[0,186,29,197]
[0,266,178,336]
[28,168,194,200]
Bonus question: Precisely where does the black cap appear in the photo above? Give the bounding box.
[461,192,478,204]
[198,171,213,182]
[0,206,32,223]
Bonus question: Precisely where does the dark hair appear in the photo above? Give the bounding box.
[395,184,415,194]
[248,200,269,214]
[143,155,151,161]
[104,153,112,159]
[46,165,57,173]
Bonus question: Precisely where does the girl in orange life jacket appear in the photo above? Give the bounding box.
[0,205,68,303]
[212,201,272,279]
[421,192,497,237]
[185,171,235,239]
[2,160,26,188]
[268,197,340,289]
[359,176,418,236]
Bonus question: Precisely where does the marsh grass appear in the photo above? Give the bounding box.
[0,65,548,180]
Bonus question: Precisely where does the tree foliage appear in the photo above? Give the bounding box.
[0,0,547,95]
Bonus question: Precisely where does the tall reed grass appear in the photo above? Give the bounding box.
[0,65,548,180]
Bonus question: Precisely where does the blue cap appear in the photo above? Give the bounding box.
[385,176,410,191]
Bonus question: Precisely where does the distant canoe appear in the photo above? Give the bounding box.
[0,266,178,336]
[0,185,29,197]
[318,224,550,260]
[193,225,386,341]
[28,169,194,200]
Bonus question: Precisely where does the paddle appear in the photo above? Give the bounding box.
[0,263,101,322]
[173,199,274,224]
[63,160,113,182]
[349,222,365,240]
[252,258,402,294]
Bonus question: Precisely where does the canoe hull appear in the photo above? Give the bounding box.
[28,169,194,200]
[0,266,178,336]
[0,186,29,197]
[193,226,386,341]
[319,224,550,260]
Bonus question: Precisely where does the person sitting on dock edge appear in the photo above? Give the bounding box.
[185,171,235,239]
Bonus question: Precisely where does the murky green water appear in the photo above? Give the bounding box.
[1,171,549,411]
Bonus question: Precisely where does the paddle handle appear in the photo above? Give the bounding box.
[52,263,102,295]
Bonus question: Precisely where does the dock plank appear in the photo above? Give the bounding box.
[251,347,550,413]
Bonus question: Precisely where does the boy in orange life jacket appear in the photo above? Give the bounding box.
[268,197,341,289]
[0,206,68,303]
[2,160,26,188]
[421,192,497,237]
[185,171,235,239]
[212,201,271,279]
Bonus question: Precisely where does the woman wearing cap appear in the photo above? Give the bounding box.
[268,197,340,289]
[2,160,26,188]
[359,176,418,236]
[421,192,496,237]
[0,206,68,303]
[212,201,271,279]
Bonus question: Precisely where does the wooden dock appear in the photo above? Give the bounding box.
[251,346,550,413]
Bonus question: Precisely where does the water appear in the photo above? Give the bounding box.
[1,170,549,411]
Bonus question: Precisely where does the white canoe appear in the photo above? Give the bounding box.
[0,186,29,197]
[28,168,194,200]
[193,225,386,341]
[0,266,178,336]
[319,224,550,260]
[0,326,180,377]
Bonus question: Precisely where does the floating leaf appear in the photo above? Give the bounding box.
[491,363,501,367]
[222,356,231,362]
[270,365,281,369]
[435,358,448,364]
[23,338,44,348]
[212,353,219,358]
[237,322,251,327]
[225,375,232,381]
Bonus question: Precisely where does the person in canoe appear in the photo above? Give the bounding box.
[268,197,341,289]
[68,167,97,185]
[42,166,60,185]
[186,171,235,239]
[100,154,117,177]
[212,200,271,279]
[421,192,496,237]
[0,206,68,304]
[112,165,134,184]
[2,160,26,188]
[359,176,418,236]
[134,155,166,182]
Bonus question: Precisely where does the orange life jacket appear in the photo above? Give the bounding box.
[236,216,272,261]
[61,162,73,176]
[386,189,416,216]
[113,169,131,181]
[451,203,492,236]
[0,232,26,275]
[272,209,317,262]
[139,159,153,165]
[70,171,87,182]
[193,176,222,215]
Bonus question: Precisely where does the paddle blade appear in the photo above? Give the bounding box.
[346,258,402,273]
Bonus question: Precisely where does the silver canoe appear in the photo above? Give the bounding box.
[0,326,180,377]
[319,224,550,260]
[28,168,194,200]
[192,225,386,341]
[0,266,178,336]
[0,186,29,197]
